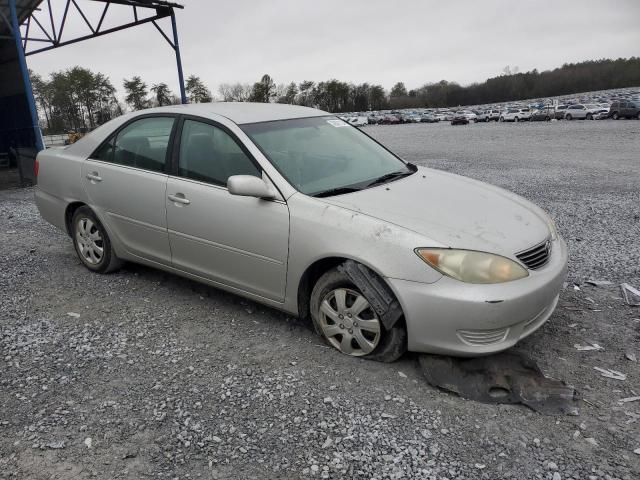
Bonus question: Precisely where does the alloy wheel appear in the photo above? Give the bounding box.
[318,288,381,356]
[75,217,104,265]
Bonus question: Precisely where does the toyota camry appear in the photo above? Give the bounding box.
[35,103,568,361]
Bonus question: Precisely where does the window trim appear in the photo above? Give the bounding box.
[89,113,180,174]
[170,114,266,188]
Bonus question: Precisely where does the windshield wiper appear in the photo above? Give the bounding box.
[366,167,415,188]
[312,186,362,198]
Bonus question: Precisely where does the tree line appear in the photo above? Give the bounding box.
[30,57,640,133]
[387,57,640,109]
[31,68,212,134]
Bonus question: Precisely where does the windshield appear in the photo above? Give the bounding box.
[242,116,412,196]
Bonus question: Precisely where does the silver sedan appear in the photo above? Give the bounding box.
[35,103,568,361]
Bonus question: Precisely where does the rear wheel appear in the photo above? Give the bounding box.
[310,267,406,362]
[72,206,122,273]
[586,113,593,120]
[514,117,519,122]
[612,112,619,120]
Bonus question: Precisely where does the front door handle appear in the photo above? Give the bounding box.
[168,193,191,205]
[86,172,102,182]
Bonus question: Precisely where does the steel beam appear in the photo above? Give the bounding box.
[9,0,44,151]
[24,12,170,56]
[170,9,187,104]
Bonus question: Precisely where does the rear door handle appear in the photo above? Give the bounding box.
[168,193,190,205]
[86,172,102,182]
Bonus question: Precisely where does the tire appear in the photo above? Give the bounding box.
[514,117,519,122]
[71,206,122,273]
[612,112,619,120]
[545,116,550,121]
[586,113,593,120]
[499,117,504,122]
[566,114,572,120]
[636,112,640,120]
[310,267,406,362]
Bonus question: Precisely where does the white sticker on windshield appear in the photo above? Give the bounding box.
[327,119,349,127]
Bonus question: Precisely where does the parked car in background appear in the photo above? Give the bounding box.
[367,114,381,125]
[456,110,478,122]
[608,100,640,119]
[499,108,531,122]
[443,111,456,121]
[451,112,470,125]
[477,109,501,122]
[34,102,567,359]
[420,113,439,123]
[564,104,607,120]
[380,114,401,125]
[554,105,568,120]
[529,108,553,121]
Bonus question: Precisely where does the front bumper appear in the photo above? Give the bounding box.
[388,237,568,356]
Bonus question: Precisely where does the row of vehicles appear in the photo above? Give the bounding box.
[341,99,639,127]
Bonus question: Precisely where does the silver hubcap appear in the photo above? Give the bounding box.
[318,288,381,356]
[75,218,104,265]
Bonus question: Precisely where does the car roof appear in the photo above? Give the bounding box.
[142,102,329,125]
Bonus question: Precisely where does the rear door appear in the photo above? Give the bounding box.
[165,117,290,301]
[82,115,176,264]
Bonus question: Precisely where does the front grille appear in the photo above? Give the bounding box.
[457,327,509,346]
[516,239,551,270]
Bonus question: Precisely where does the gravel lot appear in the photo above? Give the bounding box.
[1,120,639,479]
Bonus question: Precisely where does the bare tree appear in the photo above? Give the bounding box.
[218,82,252,102]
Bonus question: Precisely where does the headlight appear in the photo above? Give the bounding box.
[415,248,529,284]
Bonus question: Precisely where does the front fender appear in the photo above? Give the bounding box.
[283,193,443,314]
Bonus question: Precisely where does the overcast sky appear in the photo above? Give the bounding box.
[26,0,640,96]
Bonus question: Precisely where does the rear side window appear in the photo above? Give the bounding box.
[93,117,174,173]
[178,119,261,186]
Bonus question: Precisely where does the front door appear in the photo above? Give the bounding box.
[166,118,290,301]
[82,116,176,264]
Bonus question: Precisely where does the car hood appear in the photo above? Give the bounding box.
[320,167,551,255]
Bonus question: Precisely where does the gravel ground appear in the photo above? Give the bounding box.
[1,120,639,479]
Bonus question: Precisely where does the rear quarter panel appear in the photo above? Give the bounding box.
[35,147,88,233]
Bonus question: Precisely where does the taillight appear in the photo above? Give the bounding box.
[34,159,39,177]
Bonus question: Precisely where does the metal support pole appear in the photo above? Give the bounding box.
[170,10,187,104]
[9,0,43,151]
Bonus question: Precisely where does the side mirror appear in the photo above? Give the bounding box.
[227,175,276,199]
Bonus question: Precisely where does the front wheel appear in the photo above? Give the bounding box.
[72,206,122,273]
[612,112,619,120]
[566,114,572,120]
[310,267,406,362]
[586,113,593,120]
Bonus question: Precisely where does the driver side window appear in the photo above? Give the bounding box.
[178,120,261,186]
